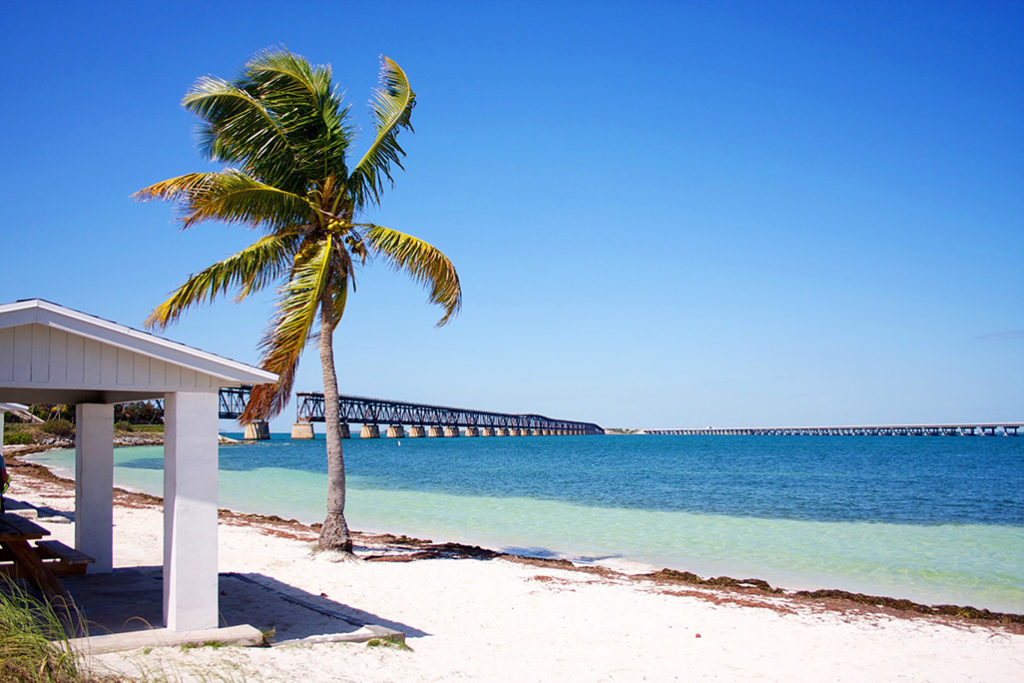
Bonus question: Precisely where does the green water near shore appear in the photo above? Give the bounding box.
[26,443,1024,613]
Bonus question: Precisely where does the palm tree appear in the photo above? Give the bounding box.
[136,49,461,552]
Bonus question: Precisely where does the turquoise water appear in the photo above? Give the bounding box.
[28,434,1024,612]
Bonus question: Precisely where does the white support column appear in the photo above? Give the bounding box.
[75,403,114,573]
[163,391,219,632]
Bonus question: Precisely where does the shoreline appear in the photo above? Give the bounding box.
[6,446,1023,631]
[5,449,1024,680]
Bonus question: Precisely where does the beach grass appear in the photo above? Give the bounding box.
[0,577,83,682]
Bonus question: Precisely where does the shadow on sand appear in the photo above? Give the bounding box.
[59,566,427,642]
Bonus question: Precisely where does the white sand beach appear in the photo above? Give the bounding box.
[6,462,1024,682]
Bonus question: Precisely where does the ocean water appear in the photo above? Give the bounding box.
[27,434,1024,612]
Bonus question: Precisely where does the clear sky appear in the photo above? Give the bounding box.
[2,1,1021,431]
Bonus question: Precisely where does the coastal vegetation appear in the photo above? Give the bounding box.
[135,49,461,552]
[0,578,82,682]
[3,405,163,447]
[3,421,163,447]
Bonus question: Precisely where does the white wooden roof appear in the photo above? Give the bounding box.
[0,299,277,404]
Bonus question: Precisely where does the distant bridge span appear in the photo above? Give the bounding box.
[645,423,1022,437]
[293,392,603,438]
[213,387,603,438]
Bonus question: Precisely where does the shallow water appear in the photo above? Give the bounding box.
[28,434,1024,612]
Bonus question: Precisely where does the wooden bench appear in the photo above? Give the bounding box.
[34,540,95,575]
[0,540,95,577]
[0,514,95,599]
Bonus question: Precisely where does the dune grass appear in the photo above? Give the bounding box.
[0,577,84,682]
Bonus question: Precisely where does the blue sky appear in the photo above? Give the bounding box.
[2,1,1021,430]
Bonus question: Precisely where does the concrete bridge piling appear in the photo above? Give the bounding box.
[360,424,380,439]
[408,425,426,438]
[291,422,314,439]
[386,425,405,438]
[243,420,270,440]
[465,426,480,437]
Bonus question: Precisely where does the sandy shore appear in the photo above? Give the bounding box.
[4,457,1024,681]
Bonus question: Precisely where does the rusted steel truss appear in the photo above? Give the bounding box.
[218,387,251,420]
[144,387,603,434]
[133,386,253,421]
[295,392,603,434]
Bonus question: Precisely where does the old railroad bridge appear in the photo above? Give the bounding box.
[217,387,604,439]
[645,423,1022,437]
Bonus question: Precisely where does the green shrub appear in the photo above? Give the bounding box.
[40,420,75,438]
[3,431,32,445]
[114,421,134,433]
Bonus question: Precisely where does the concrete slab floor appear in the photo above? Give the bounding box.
[56,568,403,654]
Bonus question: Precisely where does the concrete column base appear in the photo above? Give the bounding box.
[496,428,509,436]
[481,427,495,437]
[340,423,350,439]
[243,420,270,440]
[361,424,380,439]
[427,426,444,438]
[386,425,405,438]
[443,426,460,437]
[408,425,426,438]
[465,427,480,437]
[291,422,315,439]
[531,429,542,436]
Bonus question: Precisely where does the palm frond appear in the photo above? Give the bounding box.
[133,172,218,205]
[183,77,301,189]
[366,225,461,326]
[242,236,338,420]
[135,171,319,230]
[245,49,353,184]
[145,233,302,330]
[349,57,415,209]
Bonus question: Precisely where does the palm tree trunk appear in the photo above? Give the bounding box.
[317,297,353,552]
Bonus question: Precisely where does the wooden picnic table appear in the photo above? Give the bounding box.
[0,512,69,602]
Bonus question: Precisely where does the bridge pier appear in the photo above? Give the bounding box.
[428,426,444,438]
[481,427,495,437]
[291,422,315,439]
[339,423,350,439]
[531,428,542,436]
[361,424,380,439]
[465,426,480,437]
[496,427,509,436]
[443,426,460,437]
[386,425,405,438]
[243,420,270,440]
[408,425,426,438]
